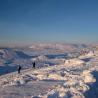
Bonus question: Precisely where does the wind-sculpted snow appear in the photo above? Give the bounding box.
[0,43,90,76]
[0,45,98,98]
[64,58,85,66]
[0,51,98,98]
[0,45,83,75]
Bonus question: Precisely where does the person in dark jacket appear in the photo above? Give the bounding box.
[18,65,21,74]
[32,62,36,69]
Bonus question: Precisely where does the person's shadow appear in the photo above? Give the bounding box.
[84,71,98,98]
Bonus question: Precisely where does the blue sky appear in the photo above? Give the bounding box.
[0,0,98,46]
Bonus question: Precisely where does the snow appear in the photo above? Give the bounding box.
[82,70,96,83]
[64,58,85,66]
[0,45,98,98]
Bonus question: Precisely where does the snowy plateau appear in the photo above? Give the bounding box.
[0,43,98,98]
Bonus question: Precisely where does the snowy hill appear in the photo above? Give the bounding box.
[0,43,88,75]
[29,43,87,52]
[0,47,98,98]
[0,43,98,98]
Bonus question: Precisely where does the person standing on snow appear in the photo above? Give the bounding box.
[32,61,36,69]
[18,65,22,74]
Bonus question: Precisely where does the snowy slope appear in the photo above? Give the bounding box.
[0,44,87,75]
[0,49,98,98]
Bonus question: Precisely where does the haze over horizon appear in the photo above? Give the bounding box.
[0,0,98,46]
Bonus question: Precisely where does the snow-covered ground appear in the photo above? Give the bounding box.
[0,46,98,98]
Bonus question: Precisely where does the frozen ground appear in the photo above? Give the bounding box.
[0,45,98,98]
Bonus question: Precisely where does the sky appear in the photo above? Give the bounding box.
[0,0,98,46]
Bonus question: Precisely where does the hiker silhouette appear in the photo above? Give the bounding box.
[32,62,36,69]
[18,65,21,74]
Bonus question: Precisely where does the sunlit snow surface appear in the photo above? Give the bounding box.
[0,44,98,98]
